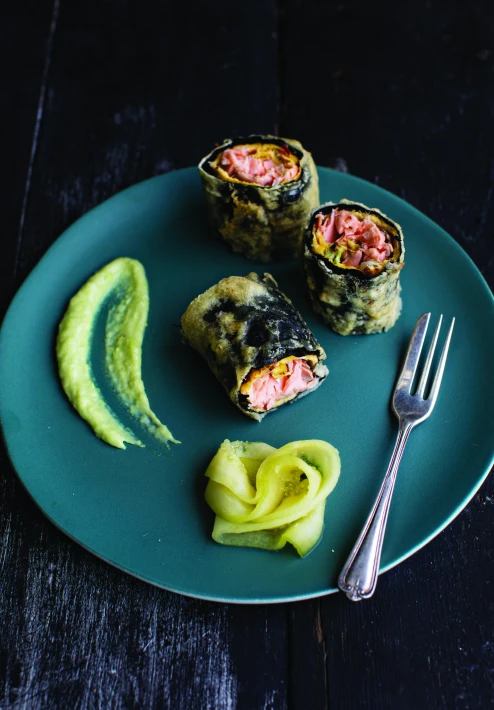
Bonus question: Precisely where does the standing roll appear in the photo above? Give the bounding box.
[303,200,405,335]
[198,136,319,262]
[181,273,328,421]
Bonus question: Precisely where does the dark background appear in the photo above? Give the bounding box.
[1,1,493,708]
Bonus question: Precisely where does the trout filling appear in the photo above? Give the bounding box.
[211,142,301,187]
[240,355,319,412]
[312,209,396,276]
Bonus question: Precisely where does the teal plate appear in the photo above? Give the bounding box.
[1,168,493,604]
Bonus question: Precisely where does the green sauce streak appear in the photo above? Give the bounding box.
[56,257,178,450]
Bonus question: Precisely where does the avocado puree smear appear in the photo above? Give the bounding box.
[56,257,178,449]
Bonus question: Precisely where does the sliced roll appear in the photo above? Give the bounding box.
[181,272,328,420]
[303,200,405,335]
[198,135,319,262]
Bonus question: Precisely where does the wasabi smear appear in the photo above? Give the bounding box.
[56,257,178,449]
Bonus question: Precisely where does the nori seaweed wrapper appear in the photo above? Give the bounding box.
[181,273,328,421]
[303,200,405,335]
[198,136,319,262]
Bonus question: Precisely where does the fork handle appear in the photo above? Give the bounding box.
[338,422,413,601]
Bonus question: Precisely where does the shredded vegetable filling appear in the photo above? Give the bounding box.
[211,142,301,187]
[312,209,394,276]
[240,355,320,412]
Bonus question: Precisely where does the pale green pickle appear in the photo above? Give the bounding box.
[205,439,340,557]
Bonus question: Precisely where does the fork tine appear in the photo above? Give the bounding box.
[395,313,430,392]
[427,318,455,406]
[415,315,443,397]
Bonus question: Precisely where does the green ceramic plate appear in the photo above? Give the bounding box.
[1,168,493,603]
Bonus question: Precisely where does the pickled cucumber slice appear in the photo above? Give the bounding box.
[205,439,340,557]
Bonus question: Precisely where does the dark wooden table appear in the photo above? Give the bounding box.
[1,1,493,708]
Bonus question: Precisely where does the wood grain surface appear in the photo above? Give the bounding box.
[1,1,492,708]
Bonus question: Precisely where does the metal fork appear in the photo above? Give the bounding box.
[338,313,455,601]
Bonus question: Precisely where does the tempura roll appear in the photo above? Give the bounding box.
[198,136,319,262]
[181,273,328,420]
[303,200,405,335]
